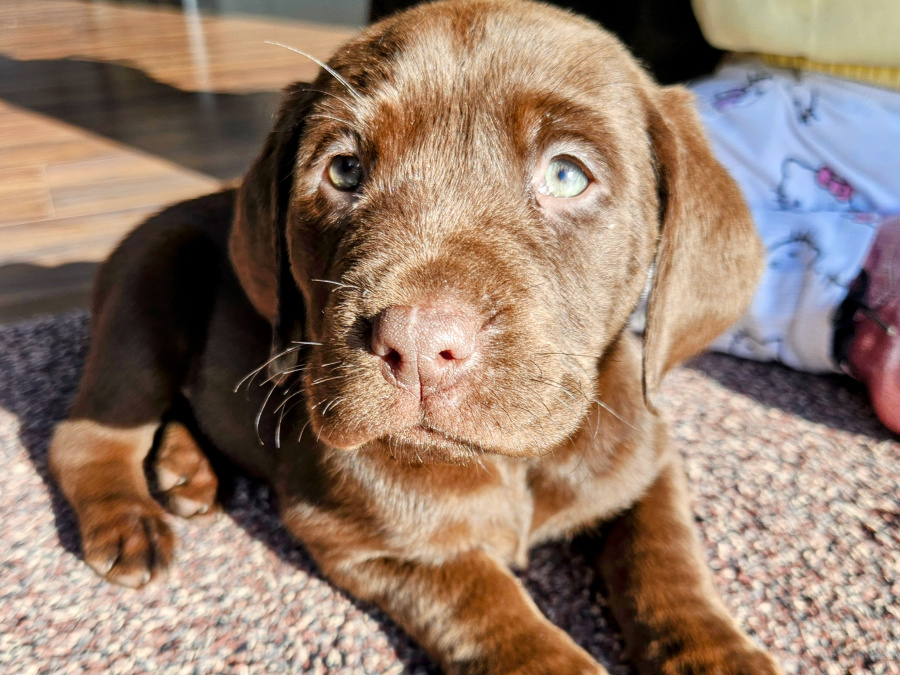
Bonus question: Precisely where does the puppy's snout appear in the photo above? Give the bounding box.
[371,304,479,396]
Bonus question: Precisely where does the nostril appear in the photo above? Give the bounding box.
[439,350,454,361]
[384,349,402,369]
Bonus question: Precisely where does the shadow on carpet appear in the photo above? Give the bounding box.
[0,312,896,674]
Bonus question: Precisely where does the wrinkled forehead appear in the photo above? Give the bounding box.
[309,3,646,160]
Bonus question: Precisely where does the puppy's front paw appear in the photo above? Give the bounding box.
[658,642,782,675]
[487,630,608,675]
[155,422,219,518]
[497,650,606,675]
[515,650,607,675]
[80,497,174,588]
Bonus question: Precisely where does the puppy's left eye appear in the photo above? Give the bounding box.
[541,157,589,198]
[327,155,363,191]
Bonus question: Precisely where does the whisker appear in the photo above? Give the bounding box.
[254,382,279,445]
[592,397,636,430]
[529,378,579,402]
[534,352,598,359]
[273,389,305,415]
[322,396,345,415]
[279,376,306,401]
[299,360,344,373]
[298,86,356,103]
[311,277,358,288]
[310,374,351,386]
[307,114,355,125]
[233,344,306,393]
[275,394,306,449]
[494,368,556,421]
[265,41,364,103]
[486,391,545,448]
[310,278,364,296]
[260,366,301,387]
[539,358,612,442]
[572,383,600,441]
[544,390,575,414]
[310,397,330,410]
[261,359,345,387]
[296,419,311,445]
[530,366,634,431]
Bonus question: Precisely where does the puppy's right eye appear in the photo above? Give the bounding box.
[327,155,363,191]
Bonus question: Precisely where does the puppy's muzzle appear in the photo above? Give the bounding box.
[370,303,481,399]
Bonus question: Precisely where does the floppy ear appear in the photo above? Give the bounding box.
[230,84,316,379]
[642,85,763,403]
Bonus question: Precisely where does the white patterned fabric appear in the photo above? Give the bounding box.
[686,59,900,372]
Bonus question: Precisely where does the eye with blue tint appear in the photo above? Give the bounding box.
[541,157,589,198]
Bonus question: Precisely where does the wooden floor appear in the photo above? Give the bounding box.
[0,0,359,321]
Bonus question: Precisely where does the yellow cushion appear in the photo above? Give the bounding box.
[754,53,900,90]
[692,0,900,68]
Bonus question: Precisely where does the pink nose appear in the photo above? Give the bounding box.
[370,304,479,397]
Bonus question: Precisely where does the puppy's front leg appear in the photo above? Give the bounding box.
[321,550,606,675]
[596,456,781,675]
[50,419,173,587]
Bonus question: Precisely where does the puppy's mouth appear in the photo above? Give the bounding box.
[378,422,488,464]
[395,422,454,443]
[305,359,589,461]
[312,383,493,458]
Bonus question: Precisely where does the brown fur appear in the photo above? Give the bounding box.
[48,1,777,672]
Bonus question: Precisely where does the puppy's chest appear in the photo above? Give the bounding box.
[339,456,534,567]
[337,444,655,568]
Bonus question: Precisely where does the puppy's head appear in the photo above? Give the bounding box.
[230,0,762,462]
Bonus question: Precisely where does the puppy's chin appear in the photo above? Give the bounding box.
[309,406,579,464]
[328,430,514,467]
[371,430,490,467]
[309,414,490,460]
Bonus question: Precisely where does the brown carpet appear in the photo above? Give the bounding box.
[1,312,897,674]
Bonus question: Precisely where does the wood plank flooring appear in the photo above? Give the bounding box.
[0,0,359,321]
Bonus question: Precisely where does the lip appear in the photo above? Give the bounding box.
[387,422,479,451]
[399,423,454,443]
[376,422,491,465]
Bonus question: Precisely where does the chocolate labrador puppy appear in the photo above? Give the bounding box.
[49,0,778,672]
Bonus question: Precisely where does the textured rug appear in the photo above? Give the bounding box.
[1,312,897,675]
